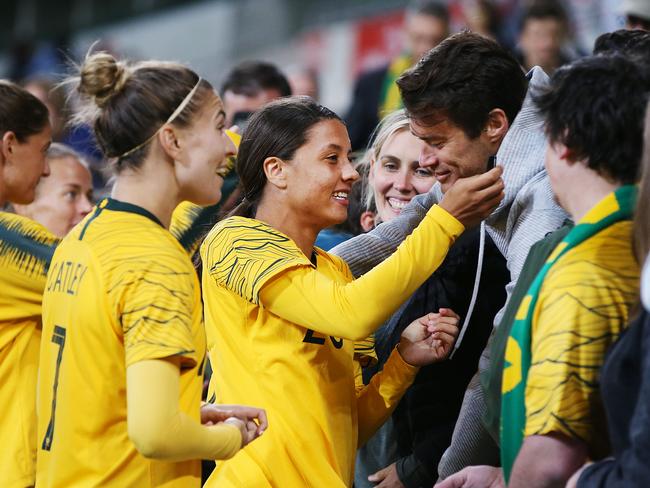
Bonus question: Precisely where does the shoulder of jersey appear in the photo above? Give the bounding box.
[202,216,313,303]
[0,211,59,276]
[203,216,306,258]
[75,202,190,268]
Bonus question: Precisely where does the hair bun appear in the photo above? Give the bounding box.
[79,51,129,108]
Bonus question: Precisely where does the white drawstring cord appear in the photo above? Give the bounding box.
[449,221,485,359]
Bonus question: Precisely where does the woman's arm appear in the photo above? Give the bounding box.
[260,170,503,340]
[260,206,464,340]
[126,358,264,461]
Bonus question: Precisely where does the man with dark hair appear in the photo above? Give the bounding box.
[515,1,573,75]
[345,0,449,151]
[220,60,291,128]
[333,30,567,480]
[439,54,649,488]
[593,28,650,56]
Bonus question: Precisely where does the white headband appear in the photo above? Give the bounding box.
[117,77,203,159]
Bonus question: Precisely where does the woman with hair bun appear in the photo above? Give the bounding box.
[36,52,266,488]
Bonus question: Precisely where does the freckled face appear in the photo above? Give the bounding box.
[283,119,359,230]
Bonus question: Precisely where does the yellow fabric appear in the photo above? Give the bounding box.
[524,218,639,459]
[169,201,205,255]
[200,204,462,487]
[378,55,412,118]
[36,199,206,488]
[127,359,242,461]
[0,212,58,487]
[354,334,378,368]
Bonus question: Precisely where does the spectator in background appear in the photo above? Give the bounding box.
[460,0,506,46]
[623,0,650,31]
[220,60,291,130]
[217,61,292,213]
[22,77,67,142]
[515,1,573,75]
[287,67,319,101]
[345,0,449,151]
[13,144,93,238]
[23,77,107,192]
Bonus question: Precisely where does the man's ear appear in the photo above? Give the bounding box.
[558,143,578,164]
[157,125,183,163]
[263,156,288,190]
[484,109,509,143]
[1,131,17,160]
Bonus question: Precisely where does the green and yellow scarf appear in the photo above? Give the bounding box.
[500,185,637,481]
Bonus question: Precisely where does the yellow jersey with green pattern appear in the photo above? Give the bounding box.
[201,208,462,487]
[0,211,58,344]
[36,198,206,488]
[0,211,58,487]
[523,218,638,458]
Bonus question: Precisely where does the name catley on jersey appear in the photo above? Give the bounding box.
[36,198,206,488]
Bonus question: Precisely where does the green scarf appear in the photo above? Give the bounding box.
[500,185,637,481]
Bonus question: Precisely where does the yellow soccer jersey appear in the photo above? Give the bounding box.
[201,209,462,487]
[0,211,58,487]
[36,198,206,488]
[524,216,639,459]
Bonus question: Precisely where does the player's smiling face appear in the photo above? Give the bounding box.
[175,93,236,206]
[285,119,359,229]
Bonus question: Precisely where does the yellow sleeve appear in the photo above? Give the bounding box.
[259,205,464,340]
[356,347,419,446]
[126,359,242,461]
[113,254,198,368]
[524,240,637,443]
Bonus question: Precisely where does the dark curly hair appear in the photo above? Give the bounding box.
[397,32,527,138]
[535,54,650,184]
[593,29,650,58]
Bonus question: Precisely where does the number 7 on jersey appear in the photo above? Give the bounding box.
[42,325,66,451]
